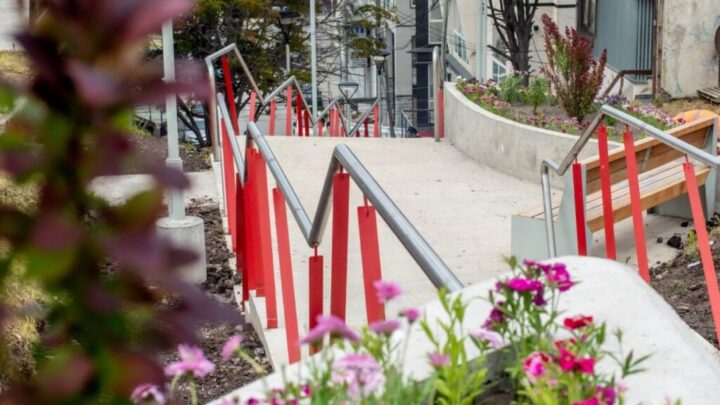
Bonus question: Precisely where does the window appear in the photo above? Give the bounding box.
[578,0,596,36]
[428,0,442,44]
[410,0,415,8]
[453,30,468,63]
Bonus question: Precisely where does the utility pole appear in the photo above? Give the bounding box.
[310,0,318,121]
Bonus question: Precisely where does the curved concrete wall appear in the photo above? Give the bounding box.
[444,83,621,188]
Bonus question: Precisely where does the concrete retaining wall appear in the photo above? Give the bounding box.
[444,83,622,188]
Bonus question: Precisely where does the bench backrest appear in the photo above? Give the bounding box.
[581,117,717,195]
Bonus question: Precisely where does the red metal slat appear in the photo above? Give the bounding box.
[683,161,720,344]
[236,174,249,304]
[269,99,276,136]
[249,91,257,123]
[572,162,587,256]
[244,149,259,293]
[220,117,237,250]
[318,120,324,137]
[220,56,239,135]
[364,118,369,138]
[358,204,385,323]
[272,188,301,363]
[330,173,350,320]
[373,105,380,137]
[296,93,303,137]
[309,253,324,354]
[253,151,278,328]
[438,90,444,138]
[304,107,310,137]
[623,129,650,283]
[597,124,617,260]
[285,86,292,136]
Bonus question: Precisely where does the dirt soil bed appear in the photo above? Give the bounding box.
[651,226,720,349]
[159,201,270,404]
[130,133,211,173]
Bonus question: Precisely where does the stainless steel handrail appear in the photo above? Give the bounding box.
[347,98,379,137]
[541,104,719,257]
[215,93,463,292]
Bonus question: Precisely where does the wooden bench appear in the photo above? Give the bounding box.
[511,116,718,260]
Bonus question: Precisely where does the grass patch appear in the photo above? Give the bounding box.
[0,51,30,83]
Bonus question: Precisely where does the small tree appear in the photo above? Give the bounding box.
[487,0,540,85]
[541,14,607,122]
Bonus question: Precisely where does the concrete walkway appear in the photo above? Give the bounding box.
[90,172,219,206]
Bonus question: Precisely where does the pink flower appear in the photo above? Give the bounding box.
[331,353,384,399]
[596,385,617,405]
[564,315,593,330]
[301,384,311,397]
[374,280,402,302]
[505,277,543,292]
[523,352,550,382]
[400,308,421,323]
[216,399,239,405]
[545,263,574,292]
[572,398,600,405]
[369,319,401,336]
[470,328,503,349]
[576,357,595,374]
[221,334,243,361]
[482,301,508,330]
[131,384,166,404]
[299,315,360,345]
[428,352,451,368]
[557,348,576,371]
[164,345,215,378]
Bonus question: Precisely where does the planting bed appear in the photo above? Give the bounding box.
[130,132,211,173]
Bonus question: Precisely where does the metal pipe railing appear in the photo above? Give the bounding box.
[541,104,719,257]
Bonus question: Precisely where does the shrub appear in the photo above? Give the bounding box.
[524,77,550,114]
[498,74,524,103]
[541,14,607,122]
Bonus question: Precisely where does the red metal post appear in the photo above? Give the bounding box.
[248,91,257,123]
[358,203,385,323]
[236,175,249,304]
[309,252,324,354]
[373,104,380,137]
[572,162,587,256]
[623,128,650,283]
[330,173,350,320]
[683,161,720,344]
[272,188,301,363]
[269,99,276,136]
[220,117,237,250]
[597,124,617,260]
[304,107,310,136]
[296,93,303,137]
[252,151,278,328]
[285,86,292,136]
[438,90,444,138]
[332,108,338,137]
[221,56,239,135]
[364,118,369,137]
[244,149,259,293]
[318,120,324,137]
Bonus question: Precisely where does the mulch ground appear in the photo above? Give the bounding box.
[129,133,211,174]
[651,220,720,349]
[159,201,271,404]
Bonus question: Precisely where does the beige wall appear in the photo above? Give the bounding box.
[661,0,720,98]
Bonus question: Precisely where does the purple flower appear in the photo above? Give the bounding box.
[470,328,503,349]
[221,334,243,361]
[331,353,384,399]
[428,352,451,368]
[374,280,402,302]
[369,319,401,336]
[482,301,508,330]
[533,286,547,306]
[505,277,543,292]
[400,307,421,323]
[164,345,215,378]
[131,384,166,404]
[545,263,574,292]
[299,315,360,345]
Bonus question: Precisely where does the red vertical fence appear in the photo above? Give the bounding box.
[220,118,237,250]
[358,201,385,323]
[597,124,617,260]
[622,128,650,283]
[373,105,380,137]
[269,99,276,136]
[220,57,239,135]
[309,251,323,353]
[248,91,257,123]
[572,161,587,256]
[330,173,350,320]
[285,86,292,136]
[296,93,303,137]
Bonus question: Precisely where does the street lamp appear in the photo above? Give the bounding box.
[373,49,394,137]
[274,7,301,74]
[338,81,359,134]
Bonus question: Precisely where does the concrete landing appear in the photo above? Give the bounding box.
[212,257,720,405]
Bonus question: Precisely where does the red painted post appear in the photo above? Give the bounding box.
[285,86,292,136]
[332,108,338,137]
[358,202,385,323]
[623,128,650,283]
[597,124,617,260]
[236,175,249,304]
[244,149,259,294]
[272,188,301,363]
[252,150,278,328]
[220,117,237,250]
[296,93,303,137]
[309,252,323,354]
[373,104,380,137]
[572,162,587,256]
[318,120,324,137]
[364,118,369,138]
[221,56,239,135]
[269,99,276,136]
[683,161,720,344]
[330,173,350,320]
[248,91,257,123]
[304,108,310,136]
[438,90,445,138]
